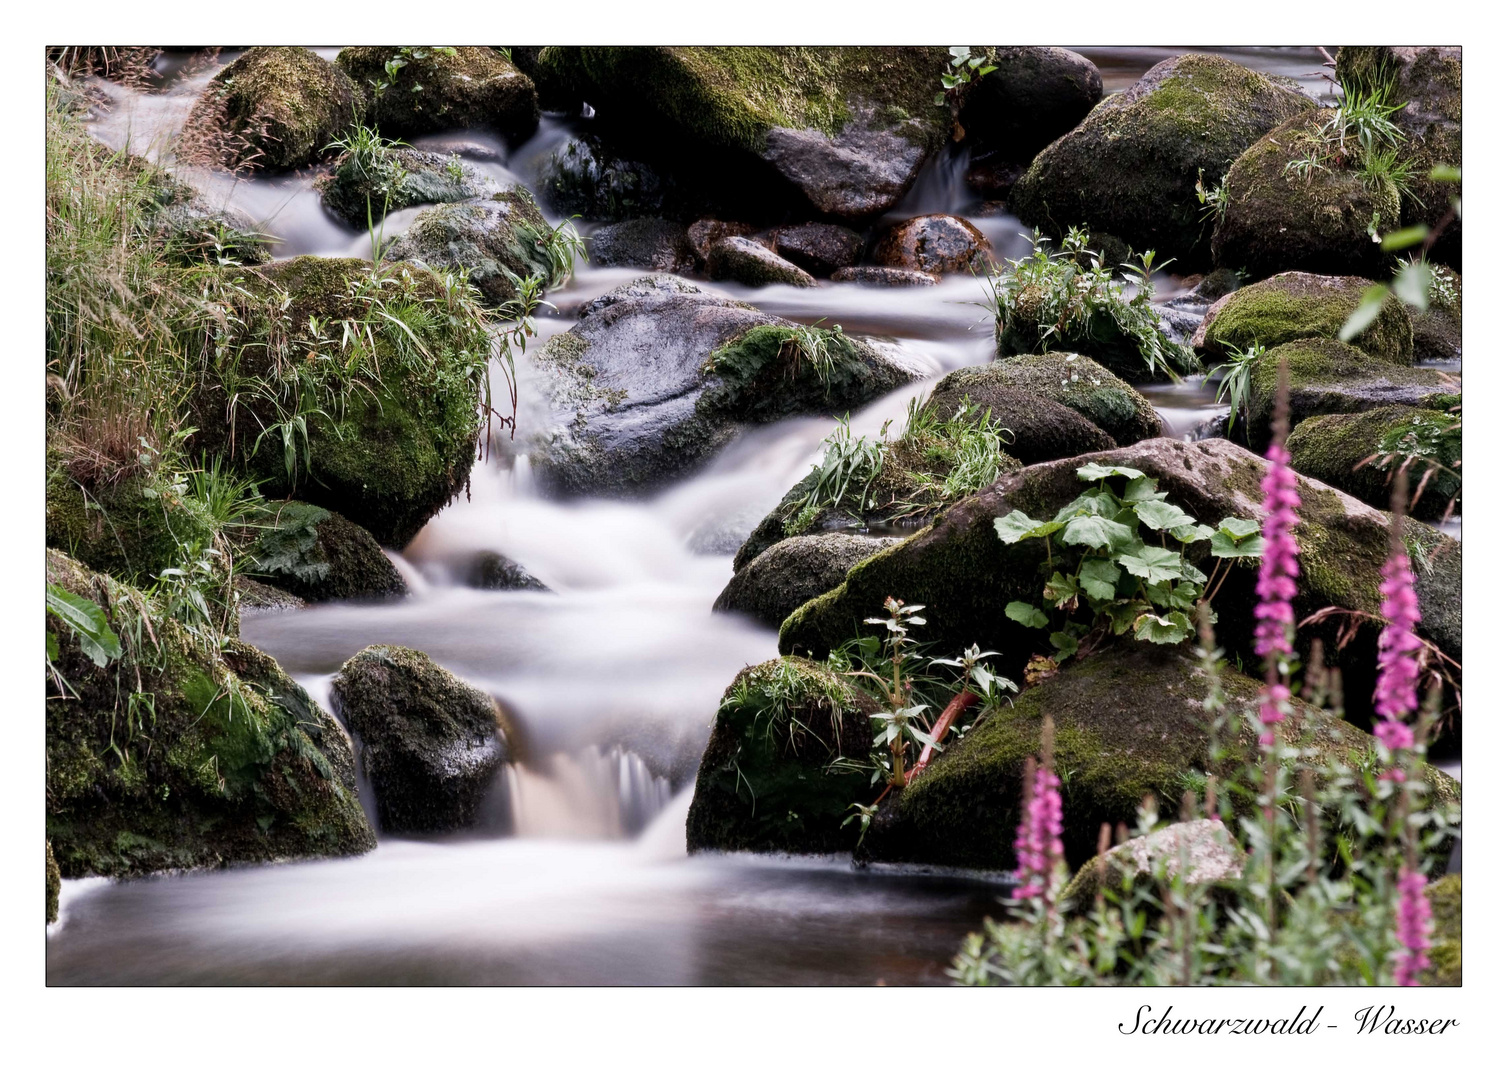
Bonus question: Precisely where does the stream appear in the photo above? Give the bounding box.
[47,47,1455,985]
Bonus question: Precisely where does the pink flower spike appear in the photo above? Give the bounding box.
[1393,869,1433,986]
[1374,549,1422,729]
[1254,430,1300,746]
[1012,764,1064,901]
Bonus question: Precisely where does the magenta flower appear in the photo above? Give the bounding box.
[1393,869,1433,986]
[1374,548,1422,753]
[1254,438,1301,745]
[1013,763,1064,901]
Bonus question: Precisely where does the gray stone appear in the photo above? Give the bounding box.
[714,533,898,628]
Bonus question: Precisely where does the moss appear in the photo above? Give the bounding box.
[183,47,361,171]
[1420,874,1461,986]
[46,841,60,924]
[923,376,1117,466]
[46,549,374,878]
[685,657,877,855]
[386,190,552,307]
[318,148,496,228]
[945,352,1162,447]
[336,47,538,138]
[1204,273,1413,365]
[249,501,406,603]
[1289,406,1460,519]
[700,323,908,423]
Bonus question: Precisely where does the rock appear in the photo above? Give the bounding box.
[1060,818,1244,911]
[830,266,939,287]
[181,46,362,171]
[687,218,758,261]
[234,575,306,612]
[872,214,993,276]
[46,549,374,877]
[686,657,878,855]
[1195,271,1414,365]
[46,842,60,925]
[336,46,539,140]
[1212,111,1401,281]
[706,235,818,287]
[922,376,1118,465]
[386,188,556,307]
[536,47,955,221]
[1011,53,1316,267]
[1288,406,1460,520]
[862,641,1459,869]
[1408,268,1461,360]
[940,353,1162,447]
[330,645,510,835]
[318,147,500,228]
[964,155,1027,199]
[777,437,1462,679]
[1421,874,1461,986]
[1242,337,1458,451]
[536,133,692,222]
[528,277,916,497]
[146,173,271,266]
[769,223,864,277]
[248,501,406,603]
[587,217,698,274]
[1194,268,1243,300]
[713,533,898,629]
[960,47,1103,161]
[574,271,710,319]
[469,551,549,591]
[188,256,487,548]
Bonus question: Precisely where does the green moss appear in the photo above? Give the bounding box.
[700,323,905,422]
[1205,273,1414,365]
[319,148,495,228]
[1421,874,1461,986]
[1289,406,1460,519]
[336,47,538,138]
[386,190,552,307]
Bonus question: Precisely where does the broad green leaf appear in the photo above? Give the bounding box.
[1122,475,1165,503]
[1062,514,1136,551]
[1380,224,1430,251]
[1339,284,1391,343]
[1171,523,1216,544]
[45,583,123,668]
[1053,489,1120,522]
[1117,545,1184,585]
[1076,463,1146,482]
[994,510,1065,545]
[1218,517,1260,540]
[1079,558,1121,601]
[1134,499,1197,533]
[1043,572,1078,605]
[1049,631,1079,662]
[1394,261,1431,310]
[1108,601,1149,637]
[1134,611,1193,644]
[1179,560,1209,587]
[1005,601,1049,629]
[1211,531,1266,558]
[46,630,58,663]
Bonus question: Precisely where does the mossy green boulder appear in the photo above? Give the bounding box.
[1212,111,1401,280]
[246,501,407,603]
[1196,272,1413,365]
[1288,406,1460,520]
[1420,874,1461,986]
[386,189,555,307]
[318,148,501,228]
[922,374,1117,465]
[1011,53,1316,267]
[940,353,1162,447]
[685,657,878,855]
[957,47,1103,162]
[183,46,362,171]
[46,549,375,878]
[714,533,898,629]
[336,47,539,140]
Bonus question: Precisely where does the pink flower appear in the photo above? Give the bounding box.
[1374,549,1422,742]
[1393,869,1433,986]
[1013,764,1064,901]
[1255,439,1301,745]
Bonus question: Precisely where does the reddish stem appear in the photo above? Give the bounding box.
[904,690,981,783]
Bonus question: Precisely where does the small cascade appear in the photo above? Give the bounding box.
[503,746,674,839]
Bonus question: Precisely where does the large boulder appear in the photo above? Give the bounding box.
[1287,405,1460,520]
[535,47,956,221]
[385,187,556,307]
[706,235,817,287]
[1011,53,1316,267]
[247,501,407,603]
[318,147,501,228]
[329,645,511,835]
[714,533,898,629]
[187,256,487,548]
[527,276,918,497]
[873,215,993,276]
[1212,111,1402,281]
[769,223,864,277]
[959,47,1103,162]
[1195,272,1414,365]
[182,47,362,171]
[922,374,1118,465]
[335,47,539,140]
[46,550,375,878]
[587,217,698,274]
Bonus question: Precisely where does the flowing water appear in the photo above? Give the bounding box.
[48,48,1452,985]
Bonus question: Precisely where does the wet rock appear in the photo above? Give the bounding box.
[336,46,538,140]
[469,551,549,591]
[964,155,1027,199]
[386,188,555,307]
[1288,405,1460,520]
[1213,112,1401,280]
[873,214,993,276]
[46,549,374,878]
[319,148,500,228]
[1193,268,1243,300]
[922,376,1118,465]
[248,501,406,604]
[1152,300,1208,347]
[537,133,693,222]
[1012,53,1316,266]
[182,46,362,171]
[330,645,510,835]
[574,272,710,319]
[830,266,939,287]
[234,575,306,613]
[687,218,758,261]
[1195,271,1414,366]
[588,217,698,274]
[706,236,818,287]
[960,46,1103,161]
[714,533,898,629]
[943,353,1162,447]
[147,179,271,266]
[769,223,865,277]
[1061,819,1244,911]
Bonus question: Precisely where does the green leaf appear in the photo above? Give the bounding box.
[1053,490,1120,522]
[1134,499,1197,533]
[1006,601,1049,629]
[1339,284,1391,343]
[1428,163,1461,183]
[1218,517,1260,540]
[1211,531,1266,558]
[1122,476,1165,503]
[1108,601,1149,636]
[1076,463,1146,483]
[46,630,58,663]
[45,583,123,668]
[1043,572,1078,605]
[1049,631,1079,662]
[1394,261,1432,310]
[1117,545,1184,585]
[1079,558,1121,601]
[1380,224,1430,251]
[1062,514,1136,551]
[1171,523,1216,544]
[994,510,1065,545]
[1134,611,1192,644]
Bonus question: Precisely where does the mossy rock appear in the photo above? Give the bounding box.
[329,645,510,835]
[714,533,898,629]
[46,549,375,878]
[318,148,500,228]
[182,47,362,171]
[247,501,407,603]
[1011,53,1316,267]
[922,379,1117,466]
[1408,268,1461,360]
[188,256,486,549]
[1198,272,1413,365]
[958,47,1103,162]
[865,641,1458,870]
[705,236,817,287]
[995,290,1199,384]
[1288,406,1460,520]
[685,657,878,855]
[386,189,554,307]
[1243,338,1458,451]
[336,47,539,140]
[1213,111,1401,280]
[940,353,1162,447]
[1420,873,1461,986]
[234,575,306,613]
[46,841,60,925]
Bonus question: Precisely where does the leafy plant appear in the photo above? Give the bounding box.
[776,319,847,391]
[935,46,997,108]
[46,582,123,668]
[1194,167,1229,226]
[250,501,332,584]
[782,415,889,533]
[1203,340,1267,435]
[518,218,585,291]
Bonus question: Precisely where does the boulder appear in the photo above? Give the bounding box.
[1212,111,1401,281]
[234,575,306,612]
[182,46,362,171]
[687,218,758,261]
[319,147,501,228]
[706,235,817,287]
[46,550,374,877]
[959,47,1103,161]
[714,533,898,629]
[1060,819,1244,911]
[528,278,916,496]
[1287,405,1460,520]
[1011,53,1317,267]
[248,501,407,603]
[329,645,511,835]
[188,256,487,549]
[587,217,698,274]
[537,133,694,222]
[922,376,1118,465]
[873,214,993,276]
[336,46,539,140]
[831,266,938,287]
[386,188,556,307]
[685,657,878,855]
[769,223,864,277]
[469,551,549,591]
[1195,272,1414,365]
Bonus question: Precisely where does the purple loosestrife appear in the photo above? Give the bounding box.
[1254,359,1300,747]
[1393,868,1433,986]
[1373,492,1422,755]
[1012,720,1064,902]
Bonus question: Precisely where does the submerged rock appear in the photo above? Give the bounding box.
[319,148,501,228]
[386,188,555,307]
[329,645,510,835]
[941,353,1162,447]
[247,502,406,604]
[336,46,539,140]
[469,551,549,591]
[1287,405,1460,520]
[587,217,699,274]
[922,375,1118,465]
[714,533,898,629]
[769,223,864,277]
[872,214,993,276]
[830,266,938,287]
[1195,272,1414,366]
[706,236,817,287]
[959,47,1103,162]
